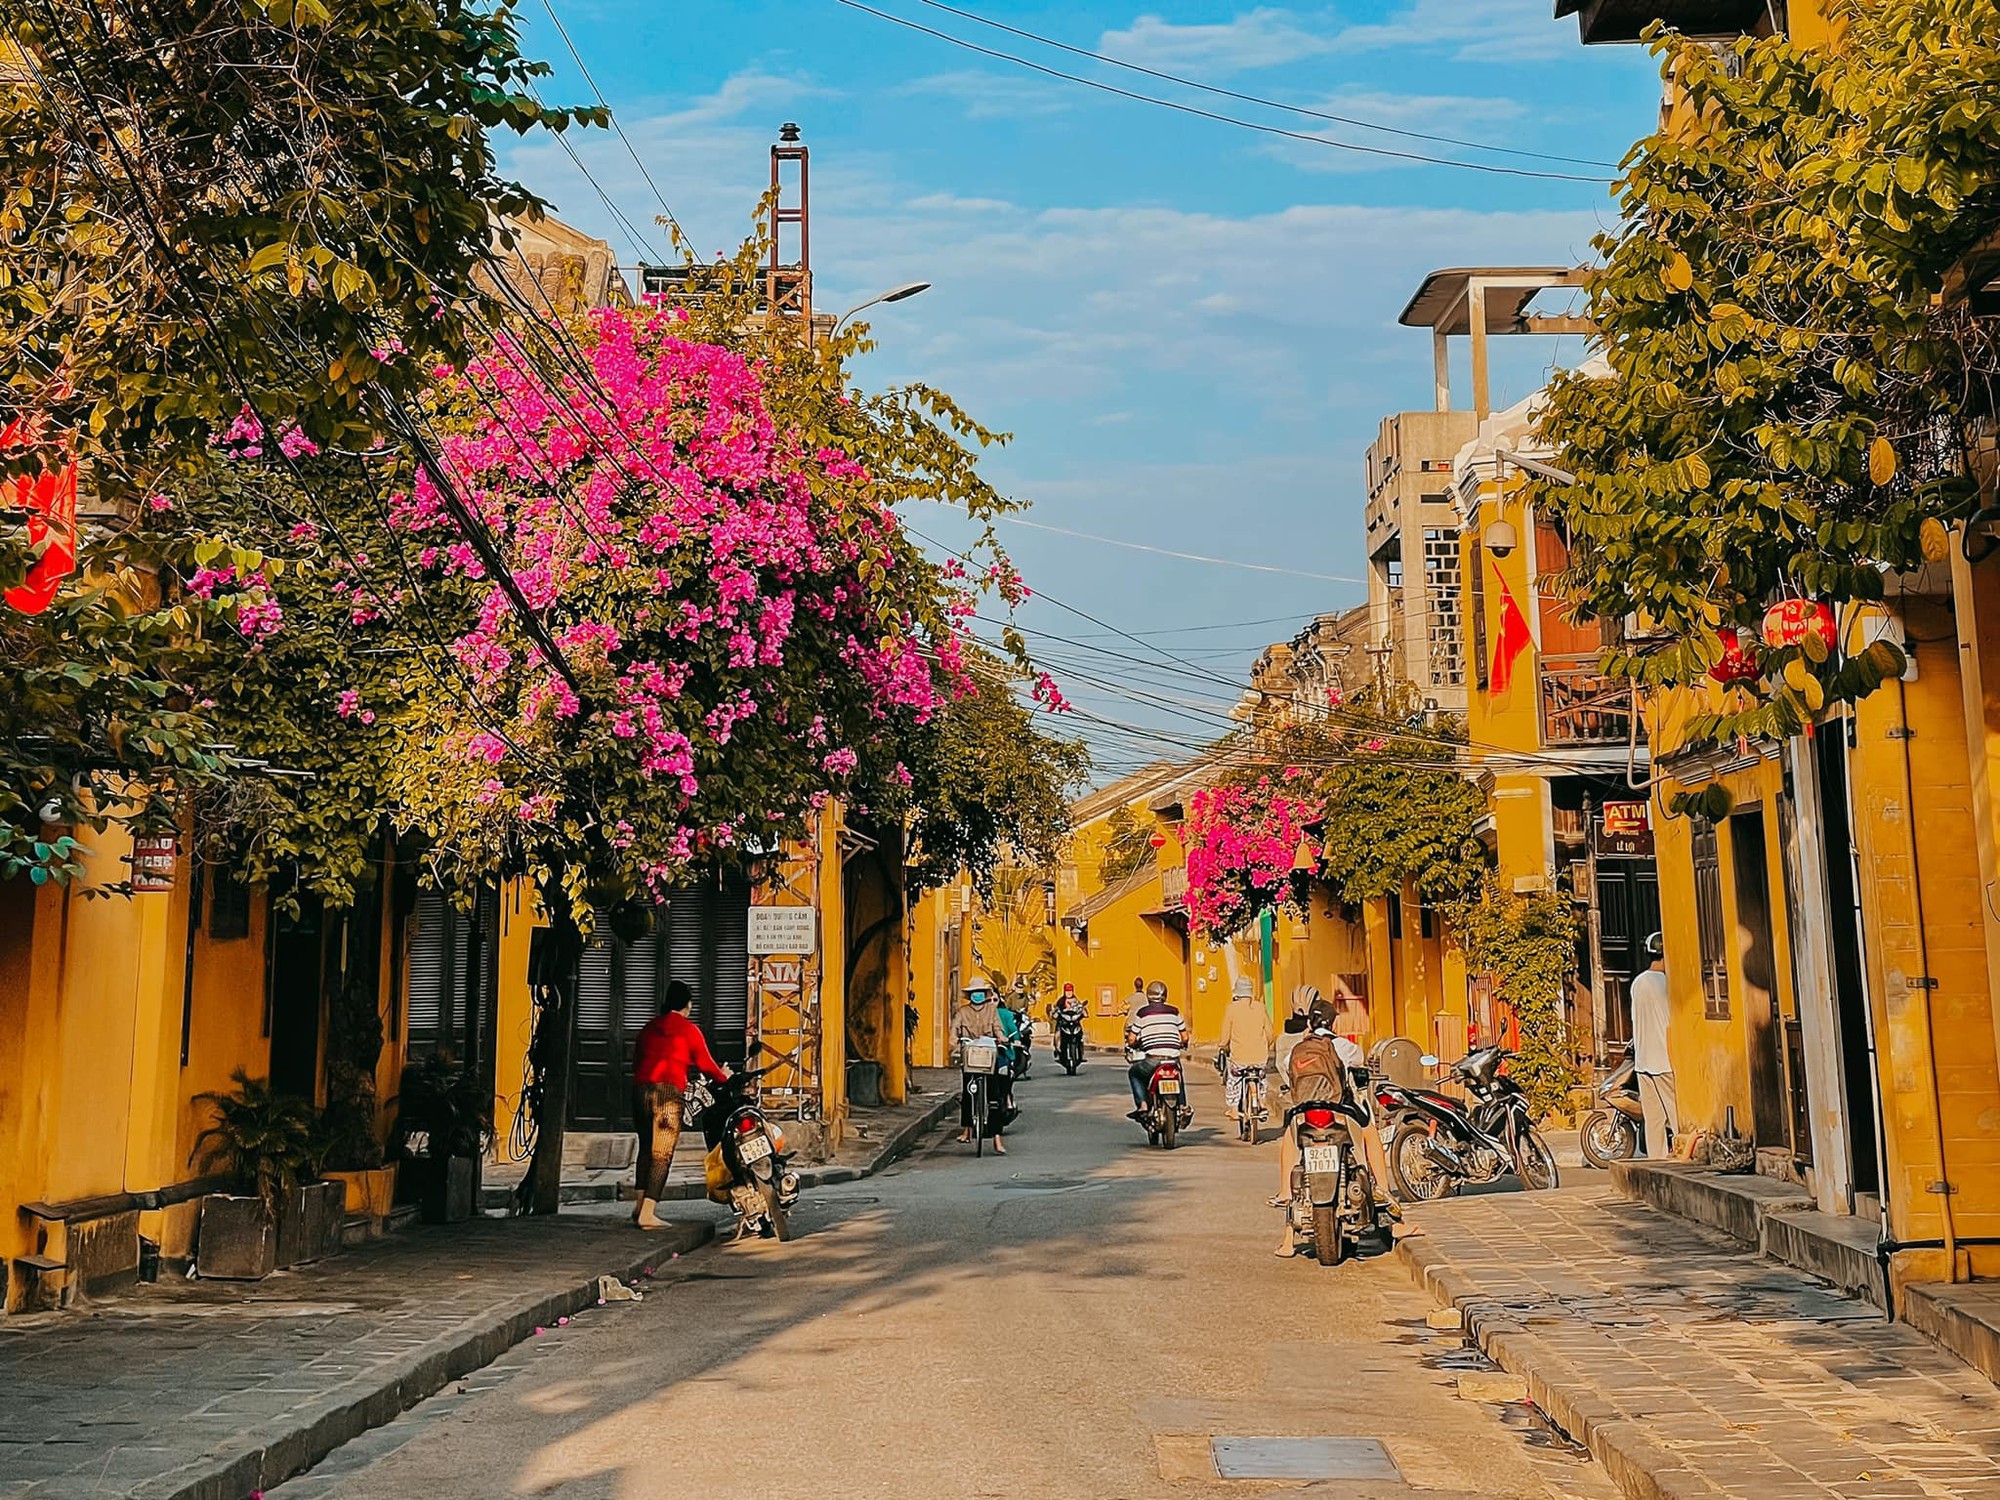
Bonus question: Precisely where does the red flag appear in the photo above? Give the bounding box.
[1489,567,1533,695]
[3,419,78,615]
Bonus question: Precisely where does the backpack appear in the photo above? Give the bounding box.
[1287,1034,1349,1099]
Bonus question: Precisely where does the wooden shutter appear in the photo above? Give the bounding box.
[406,889,451,1055]
[576,905,616,1037]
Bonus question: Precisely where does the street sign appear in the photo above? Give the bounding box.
[1597,801,1654,858]
[747,905,816,954]
[131,835,178,892]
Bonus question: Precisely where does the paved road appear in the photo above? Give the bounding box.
[278,1065,1615,1500]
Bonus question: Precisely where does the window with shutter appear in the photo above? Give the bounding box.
[621,927,662,1036]
[406,890,451,1056]
[576,908,616,1036]
[710,878,751,1062]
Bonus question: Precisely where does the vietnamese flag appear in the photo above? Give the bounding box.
[1489,567,1533,695]
[2,419,78,615]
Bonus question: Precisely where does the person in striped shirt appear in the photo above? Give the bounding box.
[1125,980,1190,1121]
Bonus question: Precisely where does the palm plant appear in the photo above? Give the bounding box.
[192,1071,318,1209]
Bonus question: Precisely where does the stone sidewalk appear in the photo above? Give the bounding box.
[0,1082,957,1500]
[0,1211,717,1500]
[1398,1184,2000,1500]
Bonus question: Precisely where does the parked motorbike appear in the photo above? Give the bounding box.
[1376,1046,1559,1201]
[1579,1055,1644,1168]
[1130,1051,1191,1149]
[957,1036,1013,1157]
[1287,1095,1384,1266]
[1054,1010,1085,1074]
[686,1062,801,1241]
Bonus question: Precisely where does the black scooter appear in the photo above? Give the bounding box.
[1375,1046,1559,1202]
[686,1061,802,1240]
[1053,1008,1085,1074]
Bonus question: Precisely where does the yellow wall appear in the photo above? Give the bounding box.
[1,824,277,1288]
[1847,604,2000,1278]
[1649,753,1791,1141]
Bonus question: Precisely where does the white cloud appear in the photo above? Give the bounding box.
[1329,0,1576,63]
[1095,3,1575,75]
[500,66,1606,709]
[900,69,1071,120]
[1097,8,1333,73]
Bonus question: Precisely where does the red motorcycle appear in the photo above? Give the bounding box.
[1132,1053,1191,1149]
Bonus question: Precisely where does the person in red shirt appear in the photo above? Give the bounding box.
[630,980,729,1230]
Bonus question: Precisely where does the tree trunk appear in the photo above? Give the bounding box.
[520,894,584,1216]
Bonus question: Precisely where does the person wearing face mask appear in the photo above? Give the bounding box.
[952,975,1012,1153]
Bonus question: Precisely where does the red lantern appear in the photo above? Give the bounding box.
[1708,626,1760,685]
[1761,598,1836,652]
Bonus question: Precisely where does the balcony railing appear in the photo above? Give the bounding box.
[1539,654,1638,747]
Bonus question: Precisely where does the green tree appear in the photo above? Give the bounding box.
[1,0,597,875]
[1303,681,1486,906]
[1098,804,1155,886]
[904,649,1088,892]
[1532,1,2000,743]
[1446,879,1581,1118]
[971,865,1056,997]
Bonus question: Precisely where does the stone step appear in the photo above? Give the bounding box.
[1610,1160,1888,1310]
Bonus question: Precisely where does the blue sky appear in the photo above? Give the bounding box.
[504,1,1663,776]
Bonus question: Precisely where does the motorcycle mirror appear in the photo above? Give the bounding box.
[1420,1054,1440,1068]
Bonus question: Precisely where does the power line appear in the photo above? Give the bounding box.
[533,0,698,256]
[830,0,1614,185]
[908,0,1618,170]
[993,514,1364,583]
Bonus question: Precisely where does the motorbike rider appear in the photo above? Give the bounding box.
[1001,983,1033,1071]
[1125,979,1190,1124]
[1273,989,1398,1253]
[1216,974,1274,1122]
[952,975,1012,1153]
[629,979,731,1232]
[1052,982,1086,1028]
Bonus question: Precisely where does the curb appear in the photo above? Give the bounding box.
[1395,1235,1729,1500]
[136,1221,713,1500]
[479,1091,959,1210]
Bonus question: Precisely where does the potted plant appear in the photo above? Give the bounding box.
[190,1072,316,1279]
[393,1053,489,1224]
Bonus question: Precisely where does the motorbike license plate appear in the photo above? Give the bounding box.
[1157,1078,1181,1095]
[738,1133,772,1165]
[1302,1145,1342,1174]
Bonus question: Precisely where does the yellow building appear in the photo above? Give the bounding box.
[1,824,408,1311]
[1553,0,2000,1290]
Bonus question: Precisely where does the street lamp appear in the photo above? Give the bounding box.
[832,281,931,333]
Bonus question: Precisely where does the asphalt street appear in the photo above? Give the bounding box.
[276,1061,1616,1500]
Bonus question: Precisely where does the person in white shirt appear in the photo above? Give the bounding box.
[1628,932,1677,1158]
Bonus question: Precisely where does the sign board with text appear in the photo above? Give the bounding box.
[131,834,178,892]
[1596,801,1655,858]
[748,905,817,955]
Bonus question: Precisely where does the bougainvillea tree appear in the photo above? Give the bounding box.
[1183,776,1319,940]
[162,243,1070,1205]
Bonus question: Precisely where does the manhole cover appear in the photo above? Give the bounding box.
[1210,1438,1402,1481]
